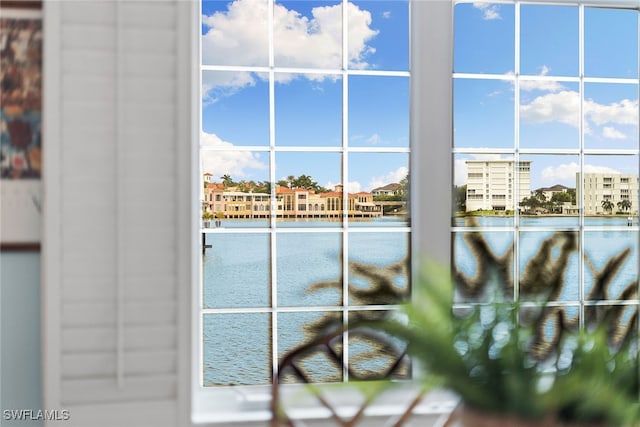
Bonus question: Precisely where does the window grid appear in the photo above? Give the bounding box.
[199,0,410,387]
[452,0,640,330]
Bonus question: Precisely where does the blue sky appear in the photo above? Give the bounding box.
[201,1,639,193]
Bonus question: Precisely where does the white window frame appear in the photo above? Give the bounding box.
[189,0,640,424]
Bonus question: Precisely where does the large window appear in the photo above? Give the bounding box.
[196,0,410,406]
[453,1,639,346]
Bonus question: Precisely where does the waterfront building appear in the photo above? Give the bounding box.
[372,183,403,197]
[465,160,532,212]
[578,172,639,215]
[536,184,572,203]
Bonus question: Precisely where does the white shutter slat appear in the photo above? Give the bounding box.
[61,376,176,405]
[62,351,177,378]
[62,276,176,302]
[61,26,116,50]
[62,326,177,353]
[121,3,176,28]
[62,75,116,102]
[61,2,116,26]
[123,53,176,78]
[62,301,176,327]
[62,51,115,75]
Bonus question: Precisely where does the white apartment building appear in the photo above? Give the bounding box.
[465,160,531,212]
[578,173,639,215]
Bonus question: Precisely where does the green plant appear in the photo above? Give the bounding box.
[373,261,640,425]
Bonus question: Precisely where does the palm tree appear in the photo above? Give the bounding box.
[618,199,632,213]
[601,199,615,214]
[221,174,233,188]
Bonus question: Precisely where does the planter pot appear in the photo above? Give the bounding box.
[448,405,608,427]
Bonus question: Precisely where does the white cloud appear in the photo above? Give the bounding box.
[367,166,408,192]
[584,98,638,127]
[382,11,391,19]
[454,159,468,187]
[540,162,621,184]
[473,2,501,20]
[602,126,627,140]
[201,132,268,179]
[202,0,378,96]
[365,133,382,145]
[520,90,580,127]
[507,66,566,92]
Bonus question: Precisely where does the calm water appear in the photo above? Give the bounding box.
[203,216,639,385]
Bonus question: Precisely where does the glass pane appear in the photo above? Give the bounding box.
[585,7,638,79]
[453,231,514,303]
[519,231,579,302]
[278,311,343,384]
[585,230,638,302]
[275,74,342,147]
[454,78,514,149]
[201,0,269,67]
[348,152,408,227]
[202,71,269,147]
[348,311,409,380]
[348,75,409,148]
[348,232,409,305]
[453,3,514,74]
[275,151,342,227]
[203,233,270,308]
[520,5,578,77]
[274,0,343,69]
[519,82,579,150]
[584,83,639,150]
[582,155,639,216]
[203,313,271,385]
[584,305,637,348]
[523,306,579,360]
[277,232,342,307]
[519,154,579,227]
[349,1,409,71]
[454,155,517,227]
[201,150,270,228]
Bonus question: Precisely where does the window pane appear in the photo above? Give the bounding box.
[275,151,342,227]
[203,313,271,385]
[278,311,343,384]
[454,78,514,149]
[201,0,269,67]
[202,72,270,147]
[585,7,638,78]
[584,83,639,150]
[348,152,408,227]
[453,231,514,303]
[277,232,342,307]
[582,155,639,216]
[349,1,409,71]
[275,74,342,147]
[348,75,409,148]
[519,81,579,150]
[454,3,515,74]
[203,233,270,308]
[274,0,343,69]
[520,5,578,77]
[348,232,409,305]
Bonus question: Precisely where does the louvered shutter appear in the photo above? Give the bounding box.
[42,1,192,425]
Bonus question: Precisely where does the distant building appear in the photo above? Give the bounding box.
[372,183,402,197]
[465,160,531,212]
[578,173,639,215]
[536,184,572,203]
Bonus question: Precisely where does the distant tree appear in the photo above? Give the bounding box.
[399,173,409,201]
[454,185,467,213]
[221,174,234,188]
[601,199,615,214]
[618,199,632,213]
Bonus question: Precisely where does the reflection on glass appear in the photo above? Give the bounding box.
[585,7,638,78]
[348,311,409,380]
[274,1,342,69]
[349,1,409,71]
[278,311,343,384]
[522,305,579,360]
[581,155,639,217]
[275,75,342,147]
[201,0,269,66]
[454,78,514,149]
[519,82,579,149]
[519,231,579,302]
[453,2,514,74]
[584,230,638,302]
[348,232,409,305]
[348,75,409,147]
[275,151,342,227]
[584,83,639,150]
[520,5,578,77]
[453,155,517,227]
[348,153,408,227]
[201,150,270,228]
[202,72,270,147]
[203,233,270,308]
[518,154,579,227]
[277,233,342,307]
[203,313,271,386]
[584,305,637,348]
[453,231,514,303]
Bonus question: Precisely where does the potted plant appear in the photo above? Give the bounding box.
[371,260,640,426]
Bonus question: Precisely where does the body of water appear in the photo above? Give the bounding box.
[203,216,639,385]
